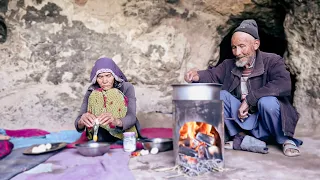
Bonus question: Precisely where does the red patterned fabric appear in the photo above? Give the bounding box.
[0,140,13,159]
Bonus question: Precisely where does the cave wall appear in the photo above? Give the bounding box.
[0,0,318,136]
[283,0,320,136]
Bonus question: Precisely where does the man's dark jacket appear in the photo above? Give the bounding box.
[197,50,299,137]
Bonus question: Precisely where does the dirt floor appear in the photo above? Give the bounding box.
[129,136,320,180]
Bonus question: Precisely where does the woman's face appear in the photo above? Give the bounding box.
[96,72,115,90]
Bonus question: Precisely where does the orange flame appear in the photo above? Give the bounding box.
[179,122,215,140]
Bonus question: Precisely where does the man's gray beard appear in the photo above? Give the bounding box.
[235,58,249,67]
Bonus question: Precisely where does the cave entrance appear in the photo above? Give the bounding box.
[216,24,296,103]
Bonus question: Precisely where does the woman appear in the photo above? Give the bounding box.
[75,57,139,142]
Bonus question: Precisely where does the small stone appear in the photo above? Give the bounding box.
[75,0,88,6]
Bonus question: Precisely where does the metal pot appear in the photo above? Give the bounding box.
[172,83,222,100]
[75,142,110,157]
[139,138,173,152]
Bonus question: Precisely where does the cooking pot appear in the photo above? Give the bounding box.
[172,83,222,100]
[138,138,173,152]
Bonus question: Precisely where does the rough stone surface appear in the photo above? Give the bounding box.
[0,0,318,136]
[283,0,320,136]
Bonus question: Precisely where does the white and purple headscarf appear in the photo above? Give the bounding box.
[90,57,128,88]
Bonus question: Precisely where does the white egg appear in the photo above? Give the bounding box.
[31,147,40,153]
[140,149,149,156]
[45,143,52,150]
[150,147,159,154]
[32,146,46,153]
[37,144,47,152]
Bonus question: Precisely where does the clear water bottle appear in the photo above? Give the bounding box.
[123,132,136,152]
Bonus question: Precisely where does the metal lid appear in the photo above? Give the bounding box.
[123,132,136,137]
[172,83,222,100]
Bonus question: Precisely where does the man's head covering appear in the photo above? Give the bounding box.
[90,57,128,86]
[233,19,259,40]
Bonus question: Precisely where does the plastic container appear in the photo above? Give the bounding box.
[123,132,136,152]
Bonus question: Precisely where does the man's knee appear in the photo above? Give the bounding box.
[220,90,230,101]
[258,96,280,113]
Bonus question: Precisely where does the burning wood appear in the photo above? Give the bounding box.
[179,122,217,140]
[179,154,198,165]
[197,145,206,159]
[179,137,201,148]
[196,132,216,146]
[178,146,197,157]
[208,145,219,155]
[204,146,213,159]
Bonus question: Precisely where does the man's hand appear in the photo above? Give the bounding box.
[98,113,123,127]
[184,68,200,83]
[78,112,96,129]
[238,99,249,121]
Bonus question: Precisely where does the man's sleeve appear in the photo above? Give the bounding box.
[246,56,291,106]
[197,61,226,84]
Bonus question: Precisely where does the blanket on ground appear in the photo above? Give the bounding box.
[0,147,60,180]
[0,128,173,180]
[0,128,50,160]
[0,128,82,161]
[12,149,135,180]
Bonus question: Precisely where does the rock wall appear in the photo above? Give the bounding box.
[283,0,320,136]
[0,0,318,136]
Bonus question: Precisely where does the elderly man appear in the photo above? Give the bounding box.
[184,19,302,157]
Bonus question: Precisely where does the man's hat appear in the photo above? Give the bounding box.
[233,19,259,40]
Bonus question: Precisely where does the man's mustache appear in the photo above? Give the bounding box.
[236,56,246,60]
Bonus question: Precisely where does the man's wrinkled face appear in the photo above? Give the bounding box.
[96,72,115,90]
[231,32,260,67]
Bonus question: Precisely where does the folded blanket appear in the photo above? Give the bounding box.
[0,140,13,159]
[5,129,50,138]
[9,130,82,150]
[233,134,268,154]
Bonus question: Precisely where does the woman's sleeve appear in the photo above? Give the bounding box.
[74,90,92,132]
[120,83,137,130]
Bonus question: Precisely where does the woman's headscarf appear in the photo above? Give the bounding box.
[90,57,128,87]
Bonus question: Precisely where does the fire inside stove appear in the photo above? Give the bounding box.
[177,121,223,175]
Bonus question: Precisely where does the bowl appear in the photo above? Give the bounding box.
[75,142,110,157]
[141,138,173,152]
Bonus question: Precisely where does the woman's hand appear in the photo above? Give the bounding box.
[0,134,10,140]
[78,112,96,129]
[98,113,123,127]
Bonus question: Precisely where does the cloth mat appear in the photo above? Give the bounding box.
[1,128,172,180]
[12,149,135,180]
[0,147,61,180]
